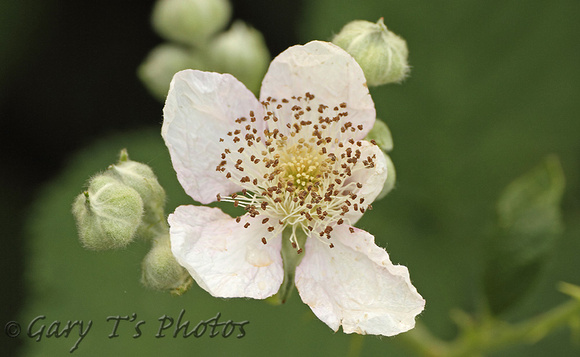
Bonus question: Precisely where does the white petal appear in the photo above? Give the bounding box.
[260,41,375,138]
[343,141,388,225]
[350,141,388,201]
[168,205,283,299]
[295,224,424,336]
[162,70,264,204]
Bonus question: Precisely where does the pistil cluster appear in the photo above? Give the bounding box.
[216,92,377,252]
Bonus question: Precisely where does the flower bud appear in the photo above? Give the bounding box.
[365,118,393,152]
[72,175,144,250]
[106,150,167,239]
[207,21,270,94]
[141,235,191,293]
[138,44,206,101]
[333,18,409,86]
[376,152,397,200]
[151,0,231,46]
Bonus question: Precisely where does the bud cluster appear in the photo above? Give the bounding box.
[139,0,270,100]
[72,149,190,294]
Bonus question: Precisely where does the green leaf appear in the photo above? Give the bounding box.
[484,156,565,315]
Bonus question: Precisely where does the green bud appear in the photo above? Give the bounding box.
[365,118,393,152]
[151,0,231,46]
[207,21,270,94]
[72,175,144,250]
[106,149,167,240]
[333,18,409,86]
[138,44,206,101]
[141,235,191,293]
[376,152,396,200]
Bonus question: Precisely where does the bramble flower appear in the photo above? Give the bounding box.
[162,41,424,336]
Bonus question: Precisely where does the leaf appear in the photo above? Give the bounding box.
[484,156,565,315]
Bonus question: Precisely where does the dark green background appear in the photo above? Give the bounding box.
[1,0,579,356]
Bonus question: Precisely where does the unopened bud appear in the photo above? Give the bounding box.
[141,235,191,293]
[138,44,206,101]
[376,153,396,200]
[207,21,270,94]
[107,149,167,239]
[333,18,409,86]
[72,176,144,250]
[151,0,231,46]
[366,119,393,152]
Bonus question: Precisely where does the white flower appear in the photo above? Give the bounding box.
[162,41,425,336]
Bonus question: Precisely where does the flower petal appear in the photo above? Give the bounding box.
[162,70,264,204]
[169,205,283,299]
[260,41,375,138]
[295,224,424,336]
[343,140,388,225]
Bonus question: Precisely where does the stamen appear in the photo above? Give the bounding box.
[215,93,374,250]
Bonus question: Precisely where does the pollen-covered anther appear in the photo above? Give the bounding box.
[214,92,376,249]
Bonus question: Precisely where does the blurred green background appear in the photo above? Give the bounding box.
[1,0,579,356]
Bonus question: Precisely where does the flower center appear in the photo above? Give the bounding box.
[215,93,377,252]
[278,141,329,190]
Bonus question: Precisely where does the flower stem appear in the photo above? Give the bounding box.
[397,287,580,356]
[269,228,306,304]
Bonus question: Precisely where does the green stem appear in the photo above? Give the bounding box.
[268,227,306,304]
[397,295,580,357]
[347,334,365,357]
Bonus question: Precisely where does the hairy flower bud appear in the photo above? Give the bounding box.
[141,235,191,293]
[106,149,167,240]
[151,0,231,46]
[207,21,270,94]
[376,153,396,200]
[365,118,393,152]
[138,44,206,101]
[72,175,144,250]
[333,18,409,86]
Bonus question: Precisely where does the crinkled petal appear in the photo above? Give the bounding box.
[162,70,264,204]
[169,205,283,299]
[260,41,375,138]
[295,224,424,336]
